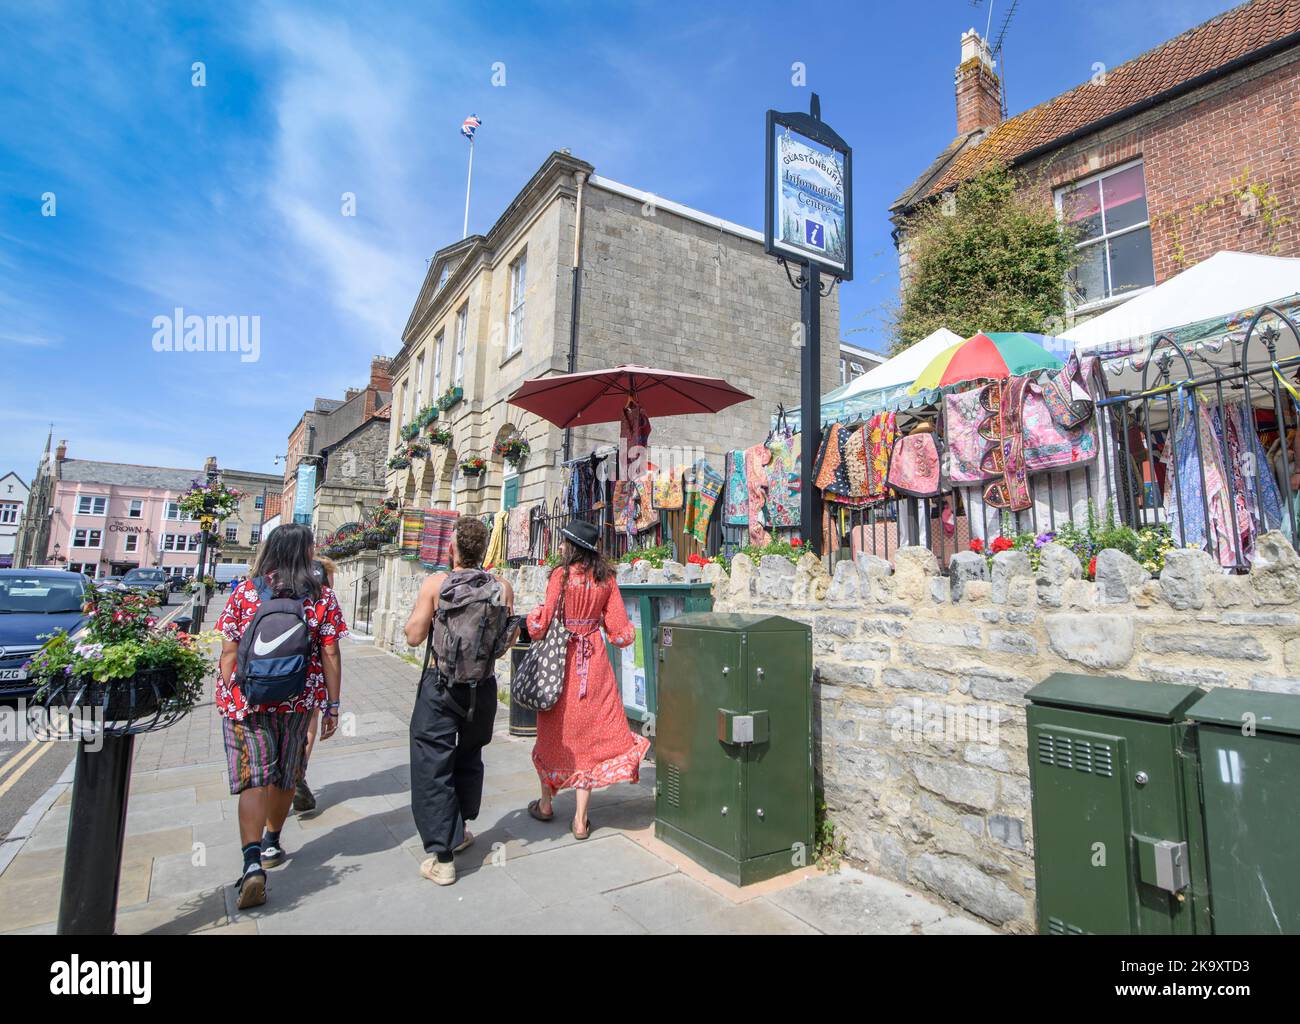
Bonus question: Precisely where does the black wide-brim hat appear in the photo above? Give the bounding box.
[561,519,600,553]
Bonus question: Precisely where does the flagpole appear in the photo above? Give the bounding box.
[462,135,474,239]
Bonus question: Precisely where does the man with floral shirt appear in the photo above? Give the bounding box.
[215,523,347,909]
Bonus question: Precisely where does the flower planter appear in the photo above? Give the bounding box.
[41,667,181,722]
[437,386,464,412]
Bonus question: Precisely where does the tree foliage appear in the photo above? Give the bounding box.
[891,164,1079,354]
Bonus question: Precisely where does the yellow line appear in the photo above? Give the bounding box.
[0,739,39,785]
[0,742,53,800]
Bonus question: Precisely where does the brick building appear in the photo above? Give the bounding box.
[892,0,1300,323]
[386,150,839,517]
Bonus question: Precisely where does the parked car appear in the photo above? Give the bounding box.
[0,569,91,700]
[120,567,170,606]
[97,575,124,589]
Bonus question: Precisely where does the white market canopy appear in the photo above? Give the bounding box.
[1061,251,1300,393]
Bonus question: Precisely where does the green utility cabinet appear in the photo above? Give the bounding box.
[1025,674,1209,935]
[1186,689,1300,934]
[608,582,713,725]
[654,613,813,886]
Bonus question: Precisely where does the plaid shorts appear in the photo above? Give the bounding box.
[221,711,312,794]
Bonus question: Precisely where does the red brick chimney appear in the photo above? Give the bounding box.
[55,439,67,462]
[956,29,1002,136]
[369,356,393,393]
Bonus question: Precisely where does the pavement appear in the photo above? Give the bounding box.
[0,630,994,936]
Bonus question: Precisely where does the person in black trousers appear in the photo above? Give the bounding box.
[403,517,517,886]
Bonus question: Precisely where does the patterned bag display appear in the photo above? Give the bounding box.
[1022,356,1099,473]
[510,571,568,712]
[886,432,942,498]
[651,467,684,510]
[943,389,992,487]
[1041,353,1094,429]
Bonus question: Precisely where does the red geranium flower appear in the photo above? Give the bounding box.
[991,536,1014,554]
[969,538,984,553]
[1088,556,1097,579]
[790,537,803,547]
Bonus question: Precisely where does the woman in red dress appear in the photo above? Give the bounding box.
[525,520,650,839]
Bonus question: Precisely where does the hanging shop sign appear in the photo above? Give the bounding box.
[293,463,316,525]
[764,106,853,280]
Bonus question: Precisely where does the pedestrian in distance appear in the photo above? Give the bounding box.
[215,523,348,909]
[524,520,649,840]
[404,516,518,886]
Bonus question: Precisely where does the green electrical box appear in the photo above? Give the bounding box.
[654,612,813,886]
[1025,673,1208,935]
[1186,688,1300,934]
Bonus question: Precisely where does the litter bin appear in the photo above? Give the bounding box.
[654,612,812,886]
[1185,688,1300,934]
[508,636,537,737]
[1025,673,1208,935]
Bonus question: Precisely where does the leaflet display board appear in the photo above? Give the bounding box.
[608,583,713,724]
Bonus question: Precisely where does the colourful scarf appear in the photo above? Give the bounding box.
[652,467,684,510]
[687,461,724,544]
[506,504,531,561]
[979,378,1032,512]
[744,444,771,545]
[419,509,459,569]
[765,430,801,528]
[401,509,425,560]
[865,413,897,502]
[723,450,748,524]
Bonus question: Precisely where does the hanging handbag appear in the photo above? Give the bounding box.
[886,430,942,498]
[510,569,569,712]
[1041,353,1094,429]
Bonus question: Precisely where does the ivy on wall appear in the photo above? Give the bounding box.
[1157,167,1291,269]
[892,164,1080,355]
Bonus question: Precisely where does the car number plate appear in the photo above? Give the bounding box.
[0,668,28,682]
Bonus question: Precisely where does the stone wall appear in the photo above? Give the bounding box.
[345,532,1300,932]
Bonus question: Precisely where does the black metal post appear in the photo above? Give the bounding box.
[57,733,135,935]
[800,265,823,553]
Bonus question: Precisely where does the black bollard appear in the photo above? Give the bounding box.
[57,732,135,935]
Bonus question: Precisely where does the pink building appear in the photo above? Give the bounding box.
[43,447,206,579]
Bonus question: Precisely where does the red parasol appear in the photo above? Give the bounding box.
[506,364,753,429]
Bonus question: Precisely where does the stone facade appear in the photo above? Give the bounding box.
[330,532,1300,932]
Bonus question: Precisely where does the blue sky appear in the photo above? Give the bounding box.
[0,0,1232,478]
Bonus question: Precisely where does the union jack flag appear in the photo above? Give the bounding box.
[461,115,481,140]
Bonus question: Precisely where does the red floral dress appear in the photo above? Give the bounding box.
[526,567,651,791]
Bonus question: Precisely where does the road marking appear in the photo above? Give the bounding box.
[0,740,40,785]
[0,742,54,800]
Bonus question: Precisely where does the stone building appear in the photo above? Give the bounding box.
[385,150,840,519]
[0,471,30,568]
[892,0,1300,323]
[281,357,393,535]
[213,465,283,566]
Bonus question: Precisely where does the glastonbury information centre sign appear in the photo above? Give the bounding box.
[764,107,852,279]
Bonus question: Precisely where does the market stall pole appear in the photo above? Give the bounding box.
[764,93,853,554]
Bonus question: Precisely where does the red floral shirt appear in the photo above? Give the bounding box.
[215,579,348,720]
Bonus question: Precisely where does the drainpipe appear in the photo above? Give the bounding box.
[562,170,587,464]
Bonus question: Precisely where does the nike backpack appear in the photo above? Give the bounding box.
[423,568,512,721]
[234,577,314,706]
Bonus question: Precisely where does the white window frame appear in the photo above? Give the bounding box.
[507,252,526,355]
[124,534,139,553]
[72,528,102,548]
[225,525,238,543]
[433,331,445,398]
[0,503,18,525]
[127,499,143,519]
[76,495,107,516]
[413,351,425,418]
[188,534,202,552]
[454,306,467,385]
[249,526,261,544]
[165,501,194,522]
[399,381,408,428]
[1054,158,1154,312]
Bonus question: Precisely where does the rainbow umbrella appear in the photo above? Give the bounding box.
[907,332,1064,394]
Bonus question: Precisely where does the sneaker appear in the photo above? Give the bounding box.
[292,780,316,813]
[453,829,475,854]
[261,836,286,868]
[420,857,456,886]
[236,864,267,909]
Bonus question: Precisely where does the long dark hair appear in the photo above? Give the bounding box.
[251,523,322,600]
[557,539,613,583]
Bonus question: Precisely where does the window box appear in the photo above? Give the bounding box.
[437,385,464,412]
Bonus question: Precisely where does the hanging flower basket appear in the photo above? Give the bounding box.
[400,422,420,442]
[388,454,412,470]
[459,456,486,476]
[428,426,453,446]
[417,405,439,427]
[406,441,430,460]
[178,480,243,521]
[437,385,464,412]
[494,435,530,467]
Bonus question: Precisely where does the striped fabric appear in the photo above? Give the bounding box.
[401,509,425,560]
[221,711,312,794]
[420,509,459,569]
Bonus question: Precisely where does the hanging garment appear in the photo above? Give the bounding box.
[887,432,942,497]
[506,504,532,561]
[980,378,1032,512]
[419,509,459,569]
[483,509,506,570]
[401,508,425,560]
[621,400,652,477]
[634,474,658,533]
[765,430,801,529]
[744,443,772,546]
[1164,391,1235,566]
[686,460,724,545]
[866,413,898,501]
[651,466,685,510]
[724,450,748,525]
[943,388,993,487]
[1041,352,1095,428]
[814,422,844,492]
[612,480,639,540]
[1233,401,1285,538]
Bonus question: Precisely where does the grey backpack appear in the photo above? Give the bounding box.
[422,569,512,720]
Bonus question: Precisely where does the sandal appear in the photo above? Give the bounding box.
[571,815,593,841]
[528,799,554,822]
